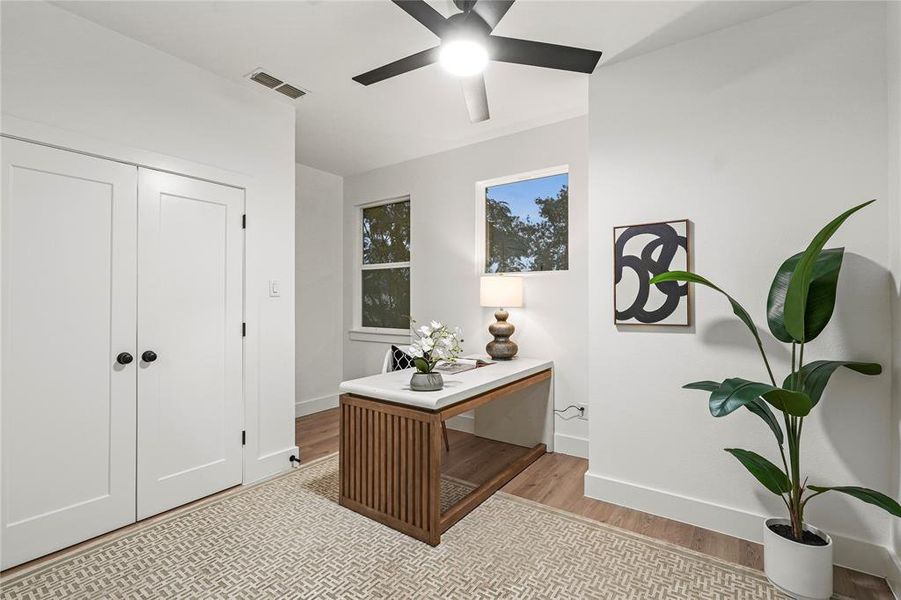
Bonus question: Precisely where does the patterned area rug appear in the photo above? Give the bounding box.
[1,454,789,599]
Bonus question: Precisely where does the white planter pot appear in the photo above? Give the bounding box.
[763,518,833,600]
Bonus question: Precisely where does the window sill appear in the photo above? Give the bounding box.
[347,329,411,344]
[484,269,570,276]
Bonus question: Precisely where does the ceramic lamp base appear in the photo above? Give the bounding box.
[486,309,518,360]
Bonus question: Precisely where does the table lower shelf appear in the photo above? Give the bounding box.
[438,443,546,536]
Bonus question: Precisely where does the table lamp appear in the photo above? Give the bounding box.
[480,275,523,360]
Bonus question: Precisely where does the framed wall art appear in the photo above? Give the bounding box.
[613,219,691,326]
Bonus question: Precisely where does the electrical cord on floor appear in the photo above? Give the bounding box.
[554,405,585,420]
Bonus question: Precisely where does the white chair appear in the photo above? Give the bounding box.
[382,347,450,452]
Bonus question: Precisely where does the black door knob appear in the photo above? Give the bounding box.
[142,350,158,363]
[116,352,133,365]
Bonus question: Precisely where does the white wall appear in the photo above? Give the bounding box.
[587,1,896,576]
[343,117,589,456]
[1,1,297,483]
[295,163,344,418]
[887,1,901,591]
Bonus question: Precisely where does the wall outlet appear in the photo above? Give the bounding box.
[577,403,589,420]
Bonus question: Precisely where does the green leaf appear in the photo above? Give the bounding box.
[684,379,783,445]
[712,378,811,418]
[725,448,791,496]
[683,380,720,392]
[413,357,430,373]
[650,271,762,352]
[743,398,785,446]
[807,485,901,517]
[762,387,813,417]
[784,200,875,341]
[767,248,844,343]
[709,379,773,416]
[783,360,882,406]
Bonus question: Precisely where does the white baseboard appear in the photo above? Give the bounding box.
[584,471,894,579]
[553,433,588,459]
[887,550,901,599]
[445,413,475,434]
[294,394,339,418]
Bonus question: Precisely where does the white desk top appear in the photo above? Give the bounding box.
[338,356,553,411]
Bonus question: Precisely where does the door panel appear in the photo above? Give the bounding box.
[137,169,243,519]
[1,138,138,569]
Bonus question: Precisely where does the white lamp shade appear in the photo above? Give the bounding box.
[480,276,523,308]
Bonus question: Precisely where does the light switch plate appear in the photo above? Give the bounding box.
[269,279,281,297]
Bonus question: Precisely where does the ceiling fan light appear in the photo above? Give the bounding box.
[439,40,488,77]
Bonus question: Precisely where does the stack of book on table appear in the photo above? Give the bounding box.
[434,357,494,375]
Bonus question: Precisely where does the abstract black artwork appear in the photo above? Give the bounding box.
[613,220,690,326]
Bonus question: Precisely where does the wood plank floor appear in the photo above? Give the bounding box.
[297,407,893,600]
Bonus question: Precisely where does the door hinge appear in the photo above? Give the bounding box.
[242,430,246,446]
[242,322,246,337]
[242,214,246,229]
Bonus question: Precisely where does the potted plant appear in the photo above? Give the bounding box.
[408,321,463,392]
[650,200,900,600]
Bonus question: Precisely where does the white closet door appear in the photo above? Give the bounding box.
[137,169,244,519]
[1,138,138,569]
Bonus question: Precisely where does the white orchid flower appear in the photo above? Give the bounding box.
[410,320,463,365]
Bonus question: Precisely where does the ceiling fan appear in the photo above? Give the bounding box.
[352,0,603,123]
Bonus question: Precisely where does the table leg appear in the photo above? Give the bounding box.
[339,395,439,545]
[428,413,442,545]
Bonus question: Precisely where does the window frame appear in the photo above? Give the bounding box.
[475,165,570,276]
[350,195,412,343]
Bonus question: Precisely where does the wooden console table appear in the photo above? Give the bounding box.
[337,358,553,546]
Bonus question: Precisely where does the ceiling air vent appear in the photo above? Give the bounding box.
[250,71,282,89]
[247,69,308,102]
[274,83,305,99]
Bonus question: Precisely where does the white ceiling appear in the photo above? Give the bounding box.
[57,1,800,176]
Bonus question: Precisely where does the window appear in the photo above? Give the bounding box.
[359,197,410,330]
[483,170,568,273]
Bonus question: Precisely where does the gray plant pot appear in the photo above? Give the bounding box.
[410,371,443,392]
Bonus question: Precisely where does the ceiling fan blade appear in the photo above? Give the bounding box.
[461,74,489,123]
[470,0,515,31]
[489,36,602,73]
[391,0,449,38]
[352,47,440,85]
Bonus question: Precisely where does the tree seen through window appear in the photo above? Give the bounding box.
[485,173,568,273]
[361,199,410,329]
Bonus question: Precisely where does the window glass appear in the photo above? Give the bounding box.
[363,201,410,264]
[485,173,568,273]
[360,198,411,330]
[362,267,410,329]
